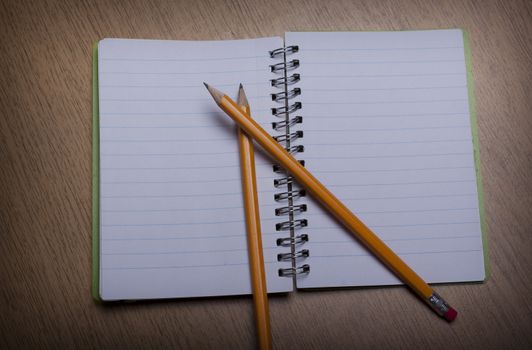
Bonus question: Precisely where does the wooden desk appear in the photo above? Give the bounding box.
[1,0,531,348]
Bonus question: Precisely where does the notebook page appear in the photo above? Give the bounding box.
[98,37,293,300]
[285,30,485,289]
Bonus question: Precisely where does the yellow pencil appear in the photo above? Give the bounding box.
[205,82,458,322]
[236,84,272,350]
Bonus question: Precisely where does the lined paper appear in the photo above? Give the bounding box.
[98,37,293,300]
[285,30,485,288]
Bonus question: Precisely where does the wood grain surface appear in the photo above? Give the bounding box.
[1,0,531,349]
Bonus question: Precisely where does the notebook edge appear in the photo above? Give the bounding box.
[92,41,102,302]
[462,29,490,281]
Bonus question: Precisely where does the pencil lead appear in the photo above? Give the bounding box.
[237,84,249,108]
[204,82,224,104]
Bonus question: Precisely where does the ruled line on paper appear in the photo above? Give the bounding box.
[303,72,465,78]
[101,261,278,271]
[101,178,244,185]
[316,165,473,173]
[303,207,478,217]
[102,233,248,241]
[101,216,280,228]
[312,171,474,178]
[307,221,481,231]
[99,68,266,75]
[321,193,477,202]
[299,46,463,52]
[309,249,482,259]
[102,246,280,256]
[101,111,220,116]
[309,235,480,244]
[100,138,235,143]
[100,55,266,62]
[100,189,276,199]
[98,166,469,185]
[99,151,471,160]
[100,122,271,129]
[303,112,467,119]
[303,98,467,105]
[304,85,467,92]
[101,151,238,156]
[100,176,277,184]
[304,152,471,159]
[101,202,281,213]
[304,125,470,132]
[100,147,277,156]
[99,108,273,116]
[100,140,470,152]
[100,162,270,170]
[99,81,266,88]
[303,59,464,65]
[100,95,270,102]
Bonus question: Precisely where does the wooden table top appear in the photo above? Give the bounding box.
[1,0,531,348]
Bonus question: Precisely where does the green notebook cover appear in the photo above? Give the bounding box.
[91,31,489,301]
[463,30,490,278]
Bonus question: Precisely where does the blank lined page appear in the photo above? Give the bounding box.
[285,30,486,289]
[98,38,293,300]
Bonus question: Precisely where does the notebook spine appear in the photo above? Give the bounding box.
[269,45,310,278]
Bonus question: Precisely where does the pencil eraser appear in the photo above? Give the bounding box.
[443,307,458,322]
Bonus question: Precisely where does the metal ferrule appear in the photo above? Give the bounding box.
[427,292,451,316]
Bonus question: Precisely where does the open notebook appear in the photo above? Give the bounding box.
[92,29,487,301]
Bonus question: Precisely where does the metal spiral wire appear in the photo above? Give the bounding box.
[269,45,309,277]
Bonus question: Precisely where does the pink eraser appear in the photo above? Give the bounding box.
[443,307,458,322]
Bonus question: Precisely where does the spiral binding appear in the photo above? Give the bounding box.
[277,249,309,262]
[270,59,299,73]
[272,116,303,132]
[276,234,309,247]
[271,102,302,117]
[274,189,305,202]
[270,73,300,87]
[269,44,309,278]
[278,264,310,277]
[275,204,307,216]
[273,130,303,144]
[271,88,301,101]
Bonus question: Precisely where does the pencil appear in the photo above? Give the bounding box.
[236,84,272,350]
[204,82,458,322]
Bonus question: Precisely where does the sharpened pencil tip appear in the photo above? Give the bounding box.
[237,83,249,108]
[204,82,224,104]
